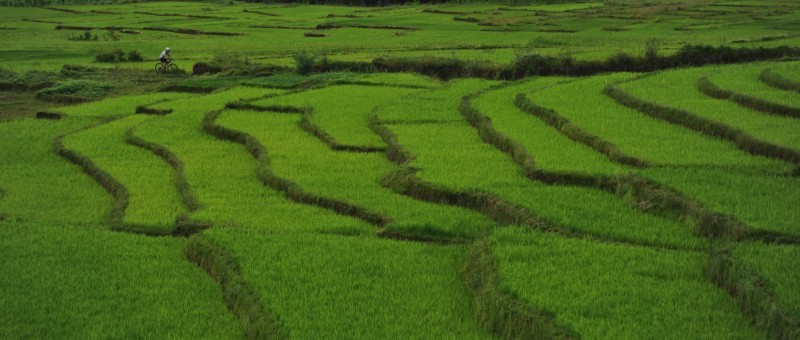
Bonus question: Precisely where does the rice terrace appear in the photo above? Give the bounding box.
[1,0,800,337]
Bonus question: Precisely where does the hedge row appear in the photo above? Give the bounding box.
[345,45,800,81]
[697,76,800,119]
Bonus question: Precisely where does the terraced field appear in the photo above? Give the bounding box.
[2,1,800,339]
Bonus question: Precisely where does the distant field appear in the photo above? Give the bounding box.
[1,1,799,339]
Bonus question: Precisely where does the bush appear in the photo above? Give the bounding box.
[0,67,16,81]
[36,80,112,103]
[293,51,316,75]
[95,48,126,63]
[68,30,98,42]
[126,50,143,62]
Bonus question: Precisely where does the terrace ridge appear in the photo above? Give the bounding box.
[605,78,800,175]
[203,109,391,227]
[760,68,800,93]
[461,87,788,243]
[186,235,289,339]
[698,75,800,119]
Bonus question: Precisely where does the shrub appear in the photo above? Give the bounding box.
[68,30,98,41]
[294,51,316,75]
[126,50,143,62]
[0,67,16,80]
[192,62,222,76]
[95,48,126,63]
[35,80,112,103]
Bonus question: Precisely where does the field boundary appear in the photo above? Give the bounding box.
[513,93,650,168]
[462,89,800,244]
[186,235,289,339]
[605,79,800,175]
[202,109,391,227]
[697,76,800,118]
[125,122,202,212]
[707,244,800,339]
[463,239,578,339]
[760,69,800,93]
[370,115,706,250]
[226,101,387,152]
[53,117,129,230]
[53,117,195,236]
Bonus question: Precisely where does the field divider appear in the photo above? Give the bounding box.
[54,117,199,237]
[327,80,433,89]
[513,93,650,168]
[226,101,388,153]
[697,75,800,118]
[125,121,202,212]
[53,117,129,231]
[706,244,800,339]
[203,109,391,227]
[186,234,289,339]
[760,68,800,93]
[370,115,708,250]
[463,90,800,244]
[463,239,579,339]
[605,78,800,175]
[135,105,173,115]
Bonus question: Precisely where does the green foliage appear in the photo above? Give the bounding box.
[67,30,98,42]
[36,79,111,103]
[293,51,316,75]
[94,48,143,63]
[126,50,143,62]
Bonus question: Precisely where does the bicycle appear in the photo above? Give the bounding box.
[155,60,179,73]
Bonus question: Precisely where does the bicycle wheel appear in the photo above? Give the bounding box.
[155,63,164,73]
[167,63,179,73]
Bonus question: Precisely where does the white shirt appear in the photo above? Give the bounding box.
[159,50,170,59]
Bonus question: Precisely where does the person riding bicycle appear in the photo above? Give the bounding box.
[159,47,171,68]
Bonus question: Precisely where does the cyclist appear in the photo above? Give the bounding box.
[158,47,171,69]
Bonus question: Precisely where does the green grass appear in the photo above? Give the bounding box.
[217,108,498,240]
[619,65,800,151]
[135,87,372,233]
[198,228,494,339]
[0,117,111,226]
[0,222,242,339]
[472,77,626,176]
[490,227,763,339]
[735,242,800,318]
[62,115,183,231]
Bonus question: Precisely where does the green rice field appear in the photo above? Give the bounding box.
[1,0,799,338]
